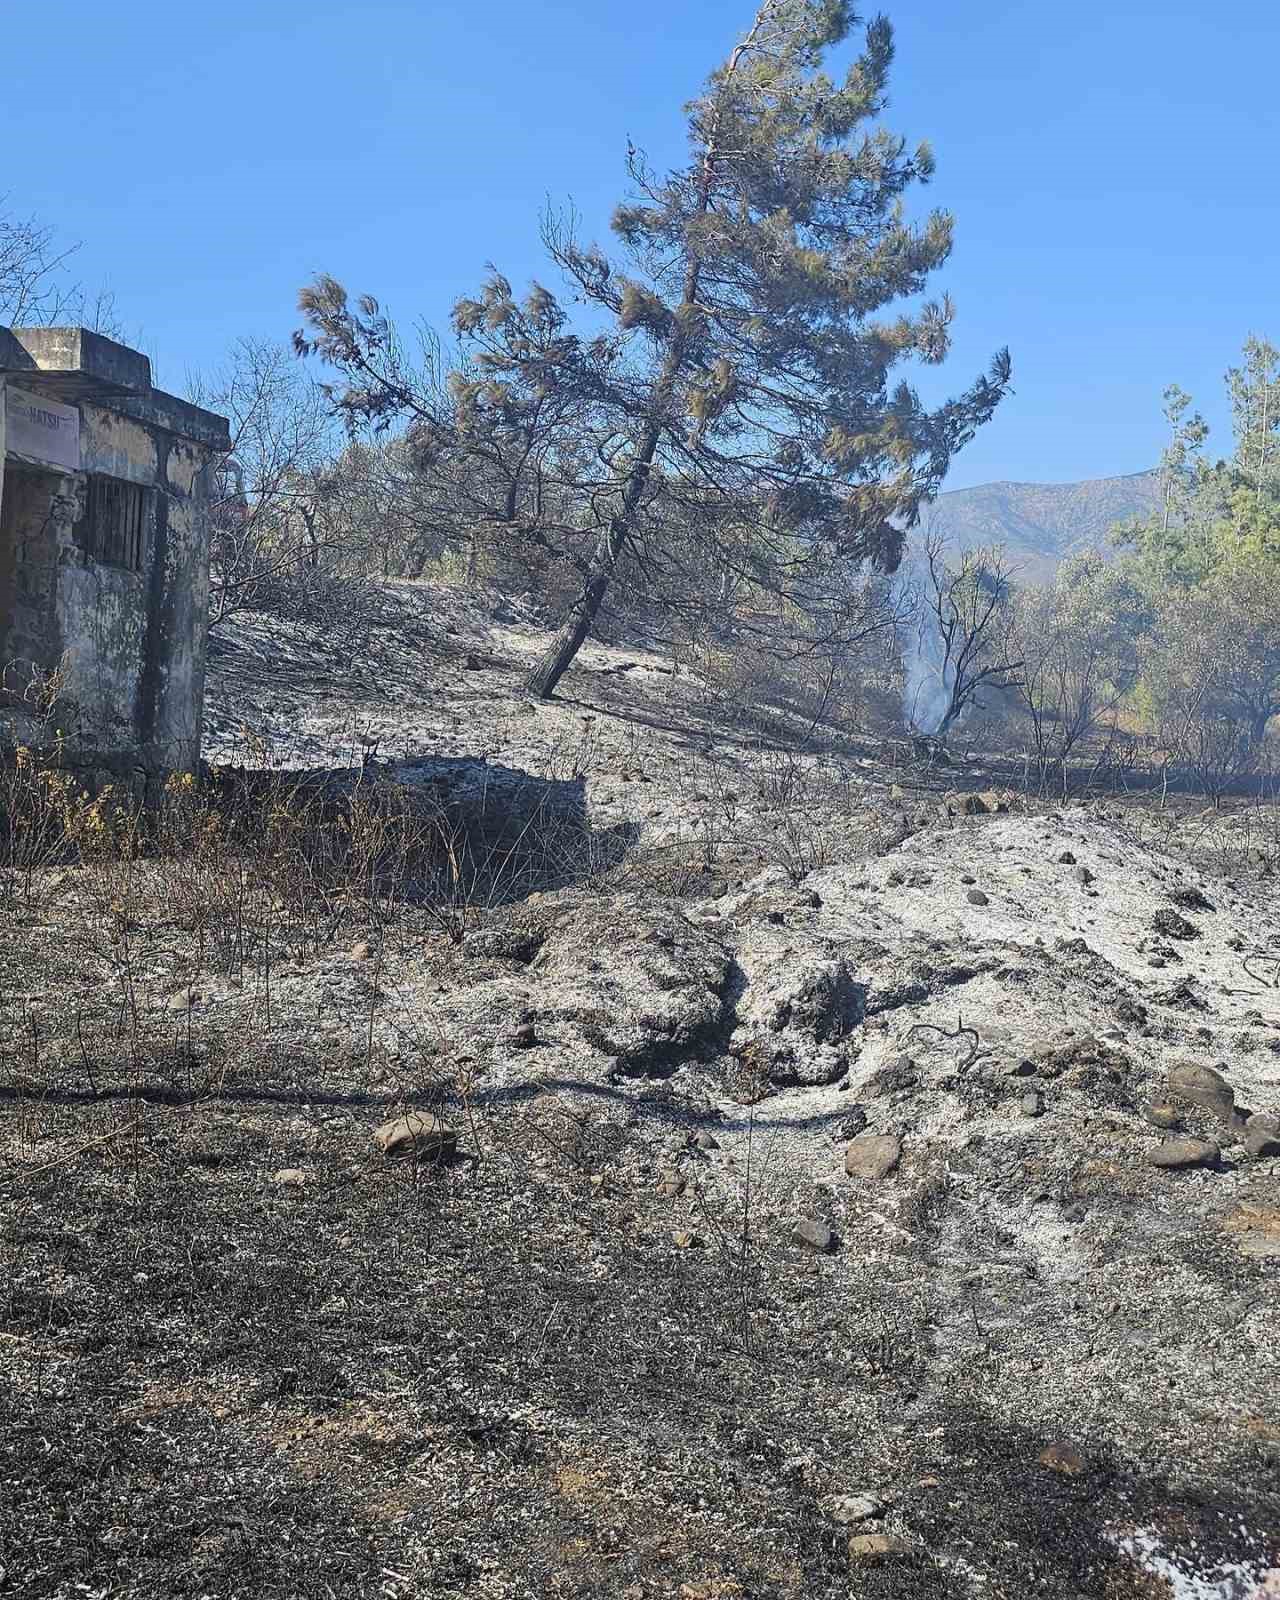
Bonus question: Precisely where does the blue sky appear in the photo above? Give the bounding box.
[5,0,1278,489]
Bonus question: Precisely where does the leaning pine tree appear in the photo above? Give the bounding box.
[295,1,1011,699]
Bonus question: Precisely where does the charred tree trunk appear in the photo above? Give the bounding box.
[524,535,621,699]
[525,572,609,699]
[934,695,964,742]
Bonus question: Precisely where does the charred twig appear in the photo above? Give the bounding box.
[1224,952,1280,997]
[0,1115,144,1191]
[1242,953,1280,990]
[905,1014,988,1073]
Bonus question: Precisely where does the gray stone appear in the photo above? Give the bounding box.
[372,1112,457,1162]
[1144,1101,1182,1131]
[657,1168,686,1198]
[845,1134,902,1180]
[1039,1441,1088,1476]
[1073,864,1095,886]
[822,1493,885,1525]
[1147,1137,1220,1170]
[1167,1061,1235,1122]
[848,1533,915,1562]
[533,900,731,1079]
[1020,1090,1044,1118]
[767,1045,850,1088]
[793,1217,834,1253]
[870,1053,917,1093]
[1246,1129,1280,1160]
[691,1129,720,1151]
[966,888,990,906]
[272,1168,306,1187]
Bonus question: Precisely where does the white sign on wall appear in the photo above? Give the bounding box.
[5,385,80,471]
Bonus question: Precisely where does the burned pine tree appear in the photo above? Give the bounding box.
[295,0,1010,699]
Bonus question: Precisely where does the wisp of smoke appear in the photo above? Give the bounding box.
[904,615,951,733]
[897,553,952,734]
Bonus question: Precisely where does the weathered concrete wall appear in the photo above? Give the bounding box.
[1,378,220,787]
[154,439,213,771]
[0,462,82,690]
[55,405,155,759]
[55,402,213,775]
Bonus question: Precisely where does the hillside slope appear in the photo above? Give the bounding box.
[3,582,1278,1600]
[932,470,1162,578]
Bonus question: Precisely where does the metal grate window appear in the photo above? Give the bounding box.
[75,475,148,571]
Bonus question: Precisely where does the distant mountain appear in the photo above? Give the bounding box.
[928,469,1163,580]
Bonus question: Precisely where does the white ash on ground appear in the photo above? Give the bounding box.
[2,579,1277,1599]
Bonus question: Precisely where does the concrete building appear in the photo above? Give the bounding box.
[0,327,230,793]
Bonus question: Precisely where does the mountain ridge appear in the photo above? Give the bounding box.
[931,467,1162,578]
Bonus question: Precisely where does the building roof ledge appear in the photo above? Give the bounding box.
[1,326,231,453]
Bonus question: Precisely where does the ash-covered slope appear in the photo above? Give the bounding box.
[6,582,1254,1597]
[102,775,1280,1595]
[194,584,1280,1594]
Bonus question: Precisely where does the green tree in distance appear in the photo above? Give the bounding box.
[1114,336,1280,587]
[1144,557,1280,763]
[1011,551,1151,776]
[295,1,1010,698]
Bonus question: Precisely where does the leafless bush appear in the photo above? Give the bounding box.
[741,747,846,884]
[907,529,1023,740]
[237,559,387,645]
[671,576,907,750]
[1171,708,1259,805]
[195,338,384,631]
